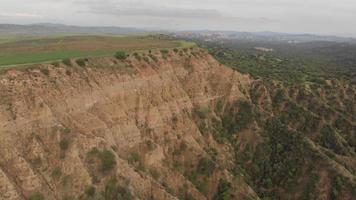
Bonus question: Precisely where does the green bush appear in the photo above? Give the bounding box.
[222,100,254,134]
[115,51,127,60]
[213,179,232,200]
[146,140,156,151]
[193,107,210,119]
[133,52,141,61]
[142,56,149,63]
[160,49,169,54]
[150,168,160,180]
[51,167,61,177]
[128,152,140,164]
[85,185,96,197]
[88,147,100,156]
[75,58,86,67]
[29,192,45,200]
[197,157,215,175]
[62,58,72,66]
[99,149,116,172]
[215,99,224,113]
[62,127,71,134]
[148,54,158,62]
[319,125,346,155]
[104,178,132,200]
[51,62,59,67]
[59,139,70,150]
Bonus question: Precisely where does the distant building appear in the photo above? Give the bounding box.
[254,47,274,52]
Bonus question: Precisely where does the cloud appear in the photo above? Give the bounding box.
[77,0,222,19]
[0,12,43,18]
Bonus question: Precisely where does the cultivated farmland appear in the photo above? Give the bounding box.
[0,35,194,66]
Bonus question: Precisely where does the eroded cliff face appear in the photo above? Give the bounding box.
[0,49,258,200]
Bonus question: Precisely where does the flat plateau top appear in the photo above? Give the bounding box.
[0,35,195,67]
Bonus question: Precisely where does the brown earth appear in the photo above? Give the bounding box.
[0,48,258,200]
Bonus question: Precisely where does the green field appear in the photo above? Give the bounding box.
[0,35,196,66]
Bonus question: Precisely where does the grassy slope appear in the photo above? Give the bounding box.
[0,35,196,67]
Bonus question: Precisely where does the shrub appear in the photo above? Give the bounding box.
[63,127,71,134]
[128,152,140,164]
[88,147,100,156]
[146,140,156,151]
[76,58,86,67]
[197,157,215,175]
[62,58,72,66]
[160,49,169,54]
[85,185,96,197]
[133,52,141,61]
[150,169,160,180]
[29,192,45,200]
[104,179,133,200]
[115,51,127,60]
[215,100,224,113]
[99,149,116,172]
[193,107,210,119]
[319,125,346,155]
[222,100,254,134]
[59,139,70,150]
[213,179,232,200]
[40,68,50,76]
[172,115,178,124]
[148,54,158,62]
[52,167,61,177]
[51,62,59,67]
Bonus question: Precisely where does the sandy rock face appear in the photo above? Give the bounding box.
[0,49,258,200]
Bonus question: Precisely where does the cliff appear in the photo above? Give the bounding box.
[0,48,257,200]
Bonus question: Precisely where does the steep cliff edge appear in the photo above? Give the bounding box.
[0,48,257,200]
[1,47,355,200]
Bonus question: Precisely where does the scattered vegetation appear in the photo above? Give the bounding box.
[150,168,160,180]
[222,100,254,135]
[51,167,62,177]
[85,185,96,197]
[59,139,70,150]
[104,178,133,200]
[127,152,145,171]
[208,45,356,84]
[62,127,71,134]
[213,179,232,200]
[51,61,60,67]
[88,147,117,172]
[148,54,158,62]
[115,51,127,60]
[197,157,215,175]
[76,58,86,67]
[62,58,72,66]
[160,49,169,54]
[99,149,116,172]
[29,192,45,200]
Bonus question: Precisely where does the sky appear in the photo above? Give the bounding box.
[1,0,356,37]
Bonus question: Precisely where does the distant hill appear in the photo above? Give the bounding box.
[173,30,356,44]
[0,23,147,36]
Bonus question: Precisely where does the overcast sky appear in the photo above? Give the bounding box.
[1,0,356,37]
